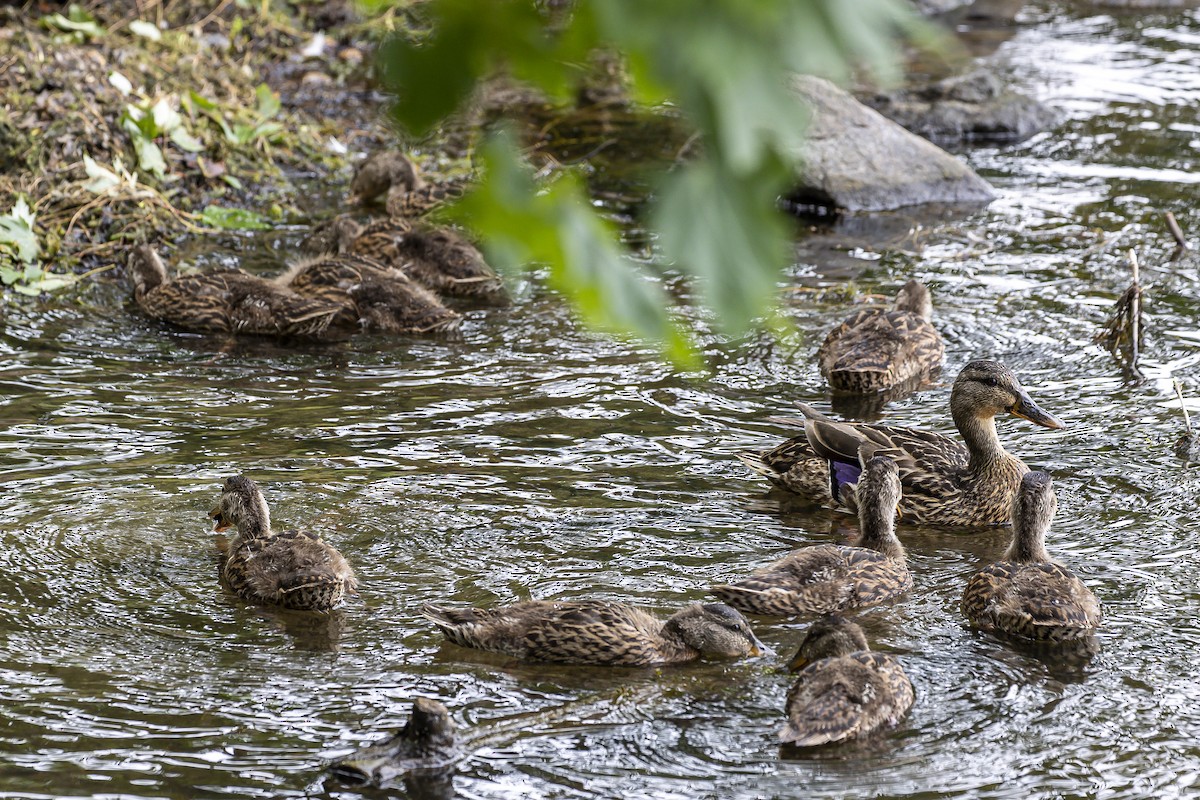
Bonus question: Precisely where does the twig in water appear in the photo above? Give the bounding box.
[1173,379,1197,460]
[1166,211,1190,250]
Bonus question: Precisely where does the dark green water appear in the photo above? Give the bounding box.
[5,4,1200,798]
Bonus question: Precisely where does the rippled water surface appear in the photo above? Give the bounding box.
[6,4,1200,799]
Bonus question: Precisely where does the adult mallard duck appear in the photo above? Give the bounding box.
[712,456,910,616]
[209,475,357,612]
[274,253,462,335]
[962,471,1101,641]
[128,245,342,339]
[781,615,914,747]
[739,360,1065,527]
[421,599,769,666]
[303,215,505,302]
[349,150,468,219]
[818,279,944,394]
[330,698,459,787]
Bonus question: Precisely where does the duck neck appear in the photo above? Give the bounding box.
[238,497,272,539]
[858,502,904,560]
[1004,522,1051,563]
[953,405,1007,470]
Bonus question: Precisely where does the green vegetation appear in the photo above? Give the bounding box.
[374,0,938,364]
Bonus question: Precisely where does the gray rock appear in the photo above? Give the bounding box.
[788,75,995,212]
[864,70,1060,144]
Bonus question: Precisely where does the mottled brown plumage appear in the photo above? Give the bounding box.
[129,245,342,338]
[304,215,505,301]
[781,615,914,747]
[209,475,357,612]
[274,253,462,335]
[330,698,459,787]
[817,280,944,394]
[422,600,768,666]
[712,456,910,616]
[349,150,468,218]
[962,471,1101,641]
[738,360,1065,527]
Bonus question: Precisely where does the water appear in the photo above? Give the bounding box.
[5,4,1200,798]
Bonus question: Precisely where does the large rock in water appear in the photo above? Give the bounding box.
[788,75,995,212]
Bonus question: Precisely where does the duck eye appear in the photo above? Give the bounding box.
[980,376,999,387]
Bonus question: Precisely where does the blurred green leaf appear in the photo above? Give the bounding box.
[201,206,271,230]
[255,84,281,119]
[0,198,40,263]
[655,158,792,335]
[453,134,698,366]
[42,5,102,38]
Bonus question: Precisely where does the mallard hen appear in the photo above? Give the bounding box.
[349,150,468,219]
[712,456,910,616]
[817,279,944,394]
[303,215,505,301]
[421,599,768,666]
[274,253,462,335]
[209,475,357,612]
[961,471,1101,641]
[330,698,459,787]
[129,245,342,338]
[781,615,914,747]
[739,360,1065,527]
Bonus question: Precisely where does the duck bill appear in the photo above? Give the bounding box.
[787,651,809,672]
[328,757,386,787]
[1010,390,1065,430]
[749,634,774,658]
[209,507,230,533]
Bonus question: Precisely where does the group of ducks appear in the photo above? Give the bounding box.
[196,272,1102,784]
[128,151,506,340]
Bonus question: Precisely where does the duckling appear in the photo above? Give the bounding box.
[274,253,462,335]
[209,475,357,612]
[817,279,944,394]
[421,600,768,666]
[330,698,459,787]
[781,615,914,747]
[712,456,910,616]
[349,150,468,219]
[128,245,342,339]
[303,215,505,301]
[739,360,1065,527]
[962,471,1101,641]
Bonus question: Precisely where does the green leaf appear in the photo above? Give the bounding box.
[452,134,698,367]
[131,136,166,178]
[128,19,162,41]
[0,199,39,263]
[201,206,271,230]
[42,9,102,37]
[255,84,281,119]
[654,158,791,335]
[169,126,205,153]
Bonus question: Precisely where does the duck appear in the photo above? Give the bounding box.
[781,615,914,747]
[961,471,1102,641]
[738,360,1065,527]
[128,244,342,339]
[209,475,357,612]
[329,698,459,787]
[817,279,944,394]
[273,253,462,335]
[303,215,506,302]
[712,456,910,616]
[349,150,468,219]
[421,599,769,666]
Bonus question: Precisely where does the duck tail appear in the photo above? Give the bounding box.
[736,451,775,478]
[778,722,839,747]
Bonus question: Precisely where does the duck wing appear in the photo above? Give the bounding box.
[965,562,1102,640]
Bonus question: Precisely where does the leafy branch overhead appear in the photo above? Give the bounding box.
[374,0,933,363]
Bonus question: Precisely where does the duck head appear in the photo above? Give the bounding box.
[951,360,1065,430]
[663,603,772,659]
[787,615,870,671]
